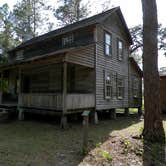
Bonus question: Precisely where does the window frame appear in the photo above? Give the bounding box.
[117,76,124,99]
[16,50,24,61]
[104,32,112,57]
[132,76,139,98]
[104,71,112,99]
[62,34,74,46]
[117,39,124,61]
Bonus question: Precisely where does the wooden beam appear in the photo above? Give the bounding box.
[62,62,67,114]
[18,68,24,121]
[61,62,68,128]
[17,68,21,107]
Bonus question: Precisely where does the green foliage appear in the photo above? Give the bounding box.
[130,24,166,57]
[139,126,143,135]
[134,147,143,156]
[122,140,131,154]
[54,0,90,26]
[81,147,88,155]
[0,79,9,92]
[101,150,113,162]
[12,0,53,42]
[95,142,102,148]
[0,3,16,61]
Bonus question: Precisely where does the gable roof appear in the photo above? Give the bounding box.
[9,7,132,52]
[129,57,143,77]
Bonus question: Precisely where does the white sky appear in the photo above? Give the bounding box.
[0,0,166,68]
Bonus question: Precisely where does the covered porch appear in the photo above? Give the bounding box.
[0,51,95,114]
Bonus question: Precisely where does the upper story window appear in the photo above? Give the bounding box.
[133,77,139,98]
[117,77,124,99]
[16,50,24,61]
[62,34,74,46]
[117,39,123,60]
[105,72,112,99]
[104,32,112,56]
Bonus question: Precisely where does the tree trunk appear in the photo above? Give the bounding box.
[141,0,165,142]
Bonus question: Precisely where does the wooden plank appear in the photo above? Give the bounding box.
[62,62,67,114]
[20,93,63,110]
[66,94,95,110]
[95,21,133,110]
[66,44,95,68]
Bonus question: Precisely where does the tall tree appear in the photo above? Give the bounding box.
[129,24,166,65]
[13,0,52,42]
[0,4,15,62]
[130,24,166,55]
[54,0,90,26]
[141,0,165,142]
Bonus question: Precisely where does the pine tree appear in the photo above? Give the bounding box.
[13,0,52,42]
[0,4,15,62]
[54,0,90,26]
[141,0,165,143]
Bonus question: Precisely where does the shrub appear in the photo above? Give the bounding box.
[101,150,113,162]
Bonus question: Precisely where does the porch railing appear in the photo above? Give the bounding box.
[19,93,63,110]
[19,93,95,110]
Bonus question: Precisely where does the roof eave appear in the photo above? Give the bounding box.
[116,8,133,45]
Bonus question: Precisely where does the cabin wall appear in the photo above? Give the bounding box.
[95,13,131,110]
[9,26,94,63]
[22,64,62,93]
[128,62,142,108]
[75,66,94,93]
[22,62,94,94]
[66,44,95,68]
[20,63,95,110]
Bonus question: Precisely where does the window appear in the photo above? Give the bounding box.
[62,34,74,46]
[104,32,112,56]
[117,77,124,99]
[16,50,24,61]
[133,77,139,98]
[105,72,112,99]
[117,39,123,60]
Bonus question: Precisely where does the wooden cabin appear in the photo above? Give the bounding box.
[160,75,166,112]
[0,7,142,127]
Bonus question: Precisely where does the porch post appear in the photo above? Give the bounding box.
[124,108,129,117]
[61,62,68,128]
[90,110,98,124]
[18,68,24,121]
[109,109,116,120]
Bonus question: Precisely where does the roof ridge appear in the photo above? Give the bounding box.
[9,6,120,52]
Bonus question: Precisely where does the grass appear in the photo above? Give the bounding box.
[0,115,165,166]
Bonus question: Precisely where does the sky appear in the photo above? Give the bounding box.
[0,0,166,68]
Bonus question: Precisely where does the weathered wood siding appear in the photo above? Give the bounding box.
[128,62,142,108]
[67,64,94,93]
[19,62,95,111]
[160,76,166,112]
[22,63,62,93]
[9,26,94,63]
[19,93,95,110]
[67,94,95,110]
[95,13,131,110]
[66,44,95,68]
[19,93,63,110]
